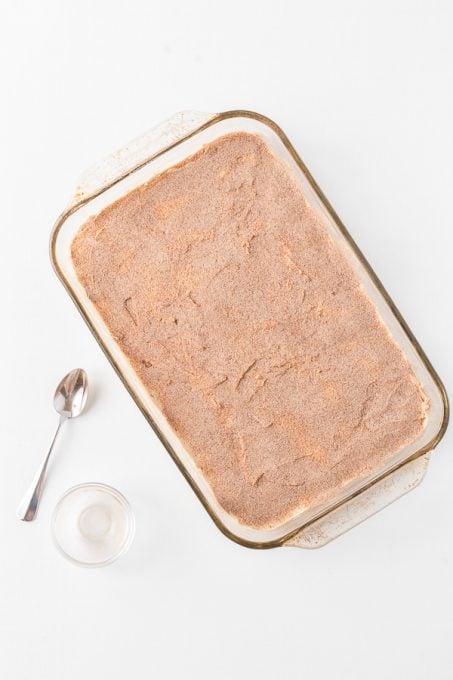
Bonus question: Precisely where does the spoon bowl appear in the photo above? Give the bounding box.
[53,368,88,418]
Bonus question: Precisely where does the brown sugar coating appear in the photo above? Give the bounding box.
[71,132,428,529]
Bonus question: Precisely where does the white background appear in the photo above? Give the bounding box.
[1,2,452,679]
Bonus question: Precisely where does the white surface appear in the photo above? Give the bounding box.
[1,1,452,679]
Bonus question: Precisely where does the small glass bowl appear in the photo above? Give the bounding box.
[51,483,135,568]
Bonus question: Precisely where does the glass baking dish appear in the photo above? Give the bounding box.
[51,110,449,549]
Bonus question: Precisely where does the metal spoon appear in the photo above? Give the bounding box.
[17,368,88,522]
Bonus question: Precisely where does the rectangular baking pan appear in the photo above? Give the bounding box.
[51,110,449,548]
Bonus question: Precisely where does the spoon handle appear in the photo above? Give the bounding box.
[17,415,67,522]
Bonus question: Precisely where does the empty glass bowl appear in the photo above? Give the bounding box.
[51,483,135,567]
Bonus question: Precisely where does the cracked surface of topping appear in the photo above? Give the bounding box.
[71,132,429,529]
